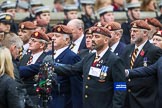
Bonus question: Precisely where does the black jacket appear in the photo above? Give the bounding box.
[0,74,23,108]
[54,49,126,108]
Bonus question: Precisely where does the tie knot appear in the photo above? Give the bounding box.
[134,48,139,53]
[95,55,100,59]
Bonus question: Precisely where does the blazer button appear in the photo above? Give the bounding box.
[128,89,131,92]
[85,85,88,89]
[87,77,90,80]
[85,94,88,98]
[128,78,131,82]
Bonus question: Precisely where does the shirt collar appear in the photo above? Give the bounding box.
[110,41,119,52]
[55,46,68,59]
[96,47,109,59]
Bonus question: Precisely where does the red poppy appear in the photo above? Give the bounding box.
[140,50,145,56]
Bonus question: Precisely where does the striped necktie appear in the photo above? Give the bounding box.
[27,55,33,65]
[130,48,138,69]
[92,55,100,67]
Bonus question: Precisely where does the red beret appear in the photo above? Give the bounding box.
[92,26,111,38]
[52,25,72,34]
[131,20,151,30]
[19,21,36,30]
[145,18,162,29]
[104,22,121,31]
[31,31,49,42]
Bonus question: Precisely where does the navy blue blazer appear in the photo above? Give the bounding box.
[129,57,162,108]
[19,52,47,77]
[114,41,126,56]
[49,48,83,108]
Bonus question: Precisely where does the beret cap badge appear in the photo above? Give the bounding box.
[5,15,11,20]
[21,24,24,29]
[97,22,102,27]
[108,26,112,30]
[133,23,137,27]
[35,32,39,37]
[57,27,61,32]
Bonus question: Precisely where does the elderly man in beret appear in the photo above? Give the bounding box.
[18,21,37,55]
[121,20,162,108]
[126,32,162,108]
[104,21,126,56]
[47,24,83,108]
[52,25,126,108]
[19,31,49,107]
[152,30,162,49]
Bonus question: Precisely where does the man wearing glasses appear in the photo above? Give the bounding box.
[121,20,162,108]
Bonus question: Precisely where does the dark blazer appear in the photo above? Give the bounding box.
[19,52,47,66]
[54,49,126,108]
[113,41,126,56]
[49,48,83,108]
[121,41,162,108]
[19,52,47,97]
[129,57,162,108]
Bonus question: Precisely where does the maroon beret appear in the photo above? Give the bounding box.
[52,25,72,34]
[145,18,162,29]
[104,22,121,31]
[92,26,111,38]
[131,20,151,30]
[19,21,36,30]
[31,31,49,42]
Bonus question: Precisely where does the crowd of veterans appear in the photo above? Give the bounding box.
[0,0,162,108]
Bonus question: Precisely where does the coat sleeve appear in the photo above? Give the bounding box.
[54,59,84,76]
[129,61,158,78]
[7,78,24,108]
[112,58,126,108]
[19,63,40,78]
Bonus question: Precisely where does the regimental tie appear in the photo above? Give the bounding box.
[130,48,138,69]
[27,55,33,65]
[18,47,23,60]
[92,55,100,67]
[69,42,75,49]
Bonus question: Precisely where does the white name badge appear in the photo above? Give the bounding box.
[89,67,101,77]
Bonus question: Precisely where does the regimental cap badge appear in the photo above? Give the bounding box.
[97,22,102,27]
[108,25,112,30]
[132,23,137,28]
[5,15,11,20]
[35,32,39,37]
[21,24,24,29]
[57,27,61,32]
[88,29,92,33]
